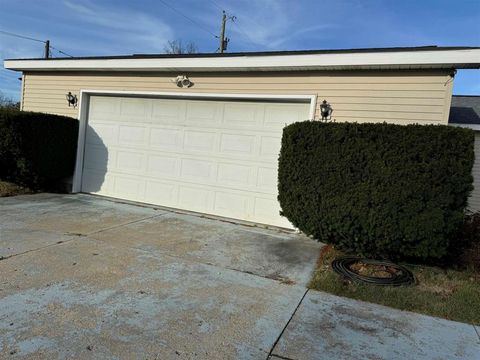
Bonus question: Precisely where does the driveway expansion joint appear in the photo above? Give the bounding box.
[267,289,309,359]
[0,237,79,261]
[84,212,168,236]
[474,324,480,341]
[97,237,306,288]
[0,210,165,262]
[268,355,297,360]
[86,193,296,235]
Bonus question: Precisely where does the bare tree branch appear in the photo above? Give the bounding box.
[0,91,20,110]
[164,40,198,54]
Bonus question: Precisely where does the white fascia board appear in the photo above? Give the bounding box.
[4,49,480,72]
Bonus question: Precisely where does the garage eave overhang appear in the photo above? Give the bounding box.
[4,48,480,72]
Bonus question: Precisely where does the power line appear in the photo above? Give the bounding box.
[0,29,74,58]
[0,29,45,43]
[209,0,223,11]
[157,0,218,38]
[207,0,258,47]
[49,45,74,58]
[231,18,257,47]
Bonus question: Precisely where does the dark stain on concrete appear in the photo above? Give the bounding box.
[264,237,313,265]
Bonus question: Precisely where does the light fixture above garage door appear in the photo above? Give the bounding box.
[174,75,193,88]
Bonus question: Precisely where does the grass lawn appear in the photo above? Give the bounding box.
[310,245,480,325]
[0,180,33,197]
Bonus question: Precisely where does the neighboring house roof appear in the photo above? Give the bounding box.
[4,46,480,72]
[449,96,480,128]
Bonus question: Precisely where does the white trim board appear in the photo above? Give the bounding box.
[72,90,317,193]
[5,48,480,72]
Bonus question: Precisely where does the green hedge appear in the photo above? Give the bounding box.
[0,109,78,190]
[278,122,475,259]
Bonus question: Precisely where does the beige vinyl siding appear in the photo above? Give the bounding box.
[470,132,480,212]
[21,70,453,125]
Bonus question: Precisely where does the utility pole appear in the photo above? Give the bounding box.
[218,11,235,53]
[44,40,50,59]
[219,11,227,53]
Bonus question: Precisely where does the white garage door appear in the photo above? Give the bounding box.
[81,95,311,227]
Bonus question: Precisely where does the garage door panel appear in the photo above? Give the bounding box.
[183,130,218,152]
[146,154,179,177]
[217,162,254,187]
[118,125,147,146]
[259,136,282,159]
[152,100,186,124]
[145,180,178,206]
[178,186,214,212]
[149,127,183,150]
[214,191,251,220]
[108,145,274,167]
[89,96,120,115]
[264,103,310,129]
[83,144,112,172]
[220,133,256,156]
[82,169,113,195]
[180,158,214,181]
[82,95,310,227]
[113,176,145,201]
[257,167,278,192]
[116,150,145,173]
[120,98,150,120]
[86,123,118,146]
[253,197,291,228]
[185,101,223,126]
[223,103,264,128]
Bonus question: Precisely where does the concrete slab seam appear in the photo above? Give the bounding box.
[473,325,480,341]
[268,354,297,360]
[267,289,309,359]
[84,212,168,236]
[0,236,80,262]
[0,213,165,262]
[84,193,295,235]
[91,235,305,288]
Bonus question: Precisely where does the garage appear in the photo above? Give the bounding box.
[5,47,479,227]
[80,93,312,227]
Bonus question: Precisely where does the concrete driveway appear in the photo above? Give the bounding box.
[1,194,479,359]
[0,193,321,359]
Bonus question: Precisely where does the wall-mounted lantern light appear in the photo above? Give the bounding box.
[66,92,78,108]
[320,99,333,121]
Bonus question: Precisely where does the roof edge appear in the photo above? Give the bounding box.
[4,45,480,62]
[5,47,480,72]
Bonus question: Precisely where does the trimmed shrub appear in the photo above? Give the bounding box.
[0,109,78,190]
[452,211,480,271]
[278,122,475,260]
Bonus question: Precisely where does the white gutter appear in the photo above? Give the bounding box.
[4,49,480,72]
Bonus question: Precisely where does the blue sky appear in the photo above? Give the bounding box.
[1,0,479,100]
